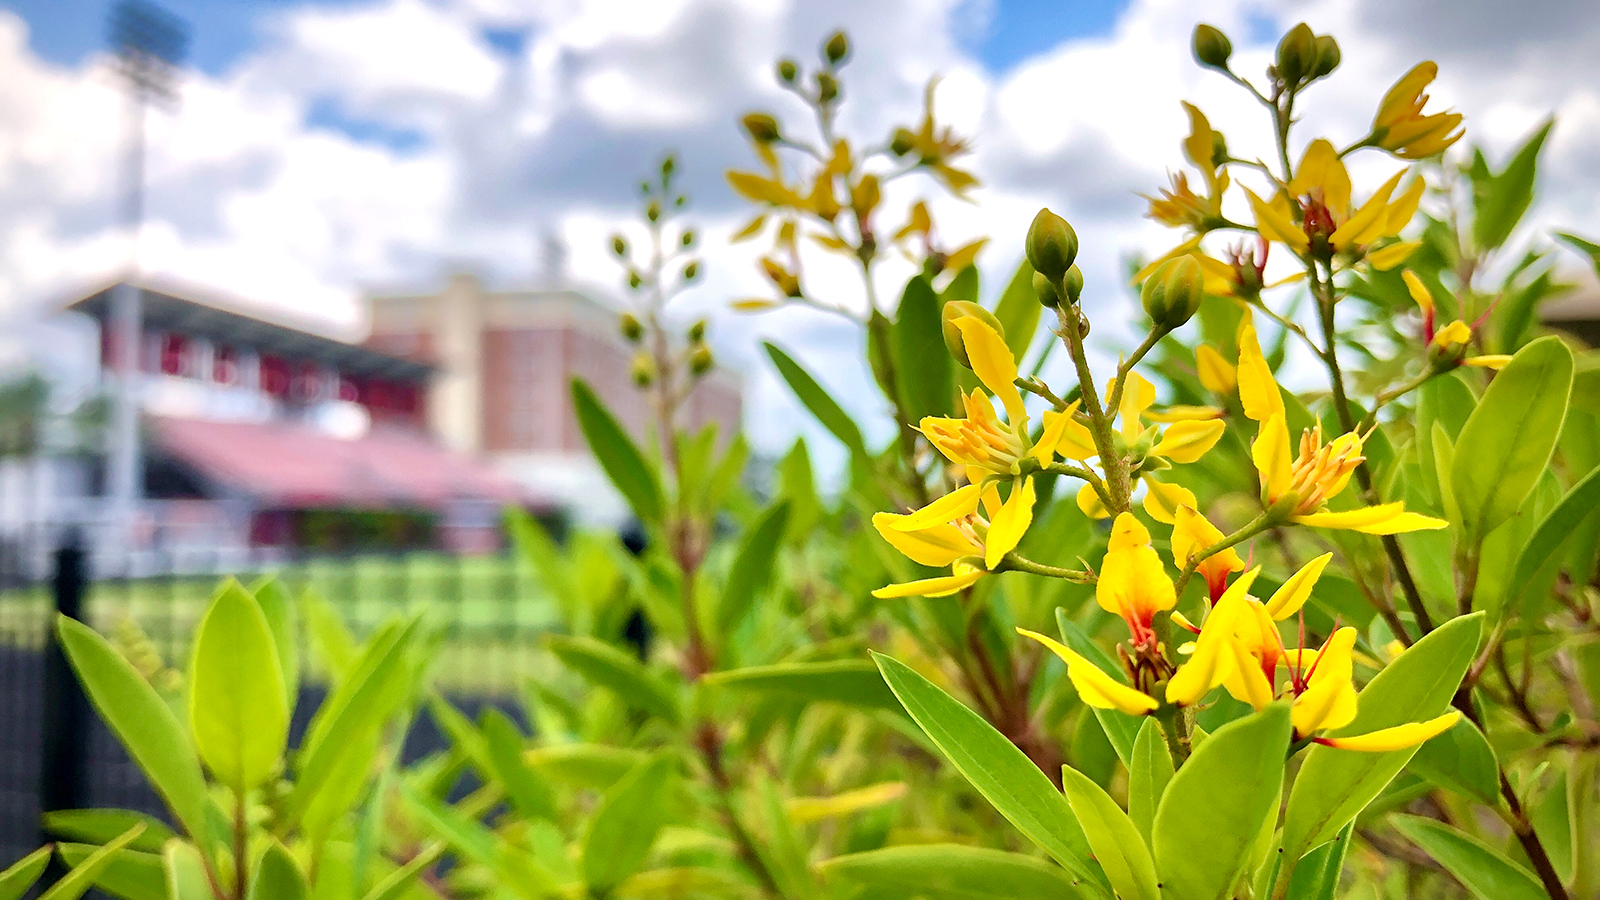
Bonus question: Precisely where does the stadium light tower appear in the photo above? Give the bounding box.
[106,0,186,557]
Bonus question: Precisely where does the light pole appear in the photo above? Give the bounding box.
[106,0,186,559]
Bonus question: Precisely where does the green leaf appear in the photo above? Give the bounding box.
[991,258,1041,364]
[301,588,357,678]
[581,753,679,893]
[54,844,163,900]
[43,810,175,854]
[360,844,445,900]
[1280,613,1484,871]
[160,841,210,900]
[55,617,211,845]
[1472,120,1552,253]
[702,660,901,710]
[189,580,289,791]
[1450,336,1573,541]
[1390,816,1546,900]
[401,784,554,900]
[764,342,869,458]
[1407,717,1499,804]
[481,709,557,822]
[546,633,681,724]
[571,379,664,524]
[717,501,791,635]
[1283,823,1352,900]
[1056,611,1141,764]
[250,577,300,706]
[1153,704,1291,900]
[504,507,575,605]
[39,823,146,900]
[1509,464,1600,609]
[872,652,1108,895]
[1128,718,1173,848]
[893,275,952,421]
[0,847,52,900]
[1060,765,1159,900]
[248,842,308,900]
[1556,231,1600,281]
[525,744,649,790]
[818,844,1089,900]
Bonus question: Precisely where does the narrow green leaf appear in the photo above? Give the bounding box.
[893,275,952,421]
[872,652,1108,895]
[401,784,554,900]
[1280,613,1484,868]
[190,581,289,792]
[360,843,444,900]
[160,841,209,900]
[545,633,681,724]
[1510,464,1600,607]
[504,507,576,604]
[481,709,557,821]
[55,617,211,845]
[1128,718,1173,848]
[56,844,166,900]
[301,587,357,678]
[717,501,791,635]
[571,379,664,524]
[0,847,52,900]
[819,844,1089,900]
[1390,815,1546,900]
[991,258,1041,363]
[525,744,649,790]
[1556,231,1600,281]
[250,577,300,706]
[581,753,679,893]
[1450,336,1573,540]
[1283,823,1353,900]
[247,842,308,900]
[764,342,868,457]
[1153,704,1291,900]
[1472,120,1552,252]
[39,824,145,900]
[1408,714,1500,804]
[43,810,175,854]
[1060,765,1159,900]
[702,660,900,711]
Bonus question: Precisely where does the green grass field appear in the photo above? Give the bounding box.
[0,554,561,694]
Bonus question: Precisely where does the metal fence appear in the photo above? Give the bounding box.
[0,538,557,873]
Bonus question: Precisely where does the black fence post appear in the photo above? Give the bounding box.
[37,530,91,845]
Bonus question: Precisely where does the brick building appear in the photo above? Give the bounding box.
[365,272,742,527]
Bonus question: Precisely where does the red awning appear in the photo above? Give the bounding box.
[149,416,526,509]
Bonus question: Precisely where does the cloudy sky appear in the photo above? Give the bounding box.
[0,0,1596,467]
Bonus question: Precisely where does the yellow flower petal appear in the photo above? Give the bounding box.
[1402,270,1434,317]
[1291,503,1447,534]
[1164,595,1241,706]
[1291,139,1351,218]
[871,512,975,567]
[1142,478,1196,525]
[1144,405,1224,424]
[1263,552,1333,620]
[1115,370,1157,439]
[1036,401,1095,462]
[1317,712,1461,752]
[1330,170,1404,249]
[1017,628,1159,715]
[1367,241,1419,271]
[1222,638,1276,711]
[1464,354,1512,369]
[1246,188,1308,255]
[1076,482,1110,519]
[881,485,983,532]
[1291,628,1358,736]
[1236,314,1285,423]
[1152,419,1225,464]
[954,316,1026,425]
[1376,62,1439,130]
[1384,178,1426,235]
[984,478,1036,570]
[872,569,986,599]
[1196,344,1237,394]
[1253,414,1294,501]
[1098,512,1177,631]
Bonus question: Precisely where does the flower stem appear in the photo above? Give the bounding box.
[1053,305,1131,512]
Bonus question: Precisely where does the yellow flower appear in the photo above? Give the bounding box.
[1016,628,1159,716]
[1294,628,1461,750]
[871,479,1036,598]
[1372,62,1464,159]
[1196,344,1236,394]
[920,315,1092,483]
[1096,513,1176,646]
[1235,315,1446,534]
[1074,371,1226,524]
[1144,102,1230,232]
[1403,271,1512,370]
[1245,139,1425,261]
[1171,505,1245,601]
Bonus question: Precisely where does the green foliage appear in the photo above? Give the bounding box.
[188,580,289,792]
[572,378,665,525]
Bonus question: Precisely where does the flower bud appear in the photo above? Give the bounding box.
[681,229,696,247]
[611,235,627,257]
[619,312,644,343]
[940,300,1005,370]
[688,319,708,342]
[646,201,661,222]
[630,351,655,387]
[1275,23,1315,87]
[1025,208,1078,284]
[661,155,676,177]
[1311,35,1341,79]
[689,343,714,375]
[823,30,850,65]
[777,58,799,83]
[1140,256,1205,331]
[889,127,916,157]
[1032,271,1060,308]
[628,271,642,290]
[1061,264,1084,304]
[816,72,839,103]
[741,113,781,144]
[1192,24,1232,71]
[683,260,699,281]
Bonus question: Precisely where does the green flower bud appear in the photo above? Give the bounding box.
[620,312,644,342]
[1032,271,1060,308]
[1192,24,1233,71]
[611,235,627,257]
[683,260,699,281]
[1025,208,1078,284]
[1311,34,1341,79]
[940,300,1005,370]
[777,58,799,83]
[630,351,655,387]
[646,201,661,222]
[681,229,696,247]
[1140,256,1205,331]
[741,112,781,144]
[889,127,916,157]
[661,155,676,177]
[1275,23,1315,87]
[689,343,714,375]
[1061,264,1084,304]
[628,271,642,290]
[688,319,708,342]
[823,30,850,65]
[816,72,839,103]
